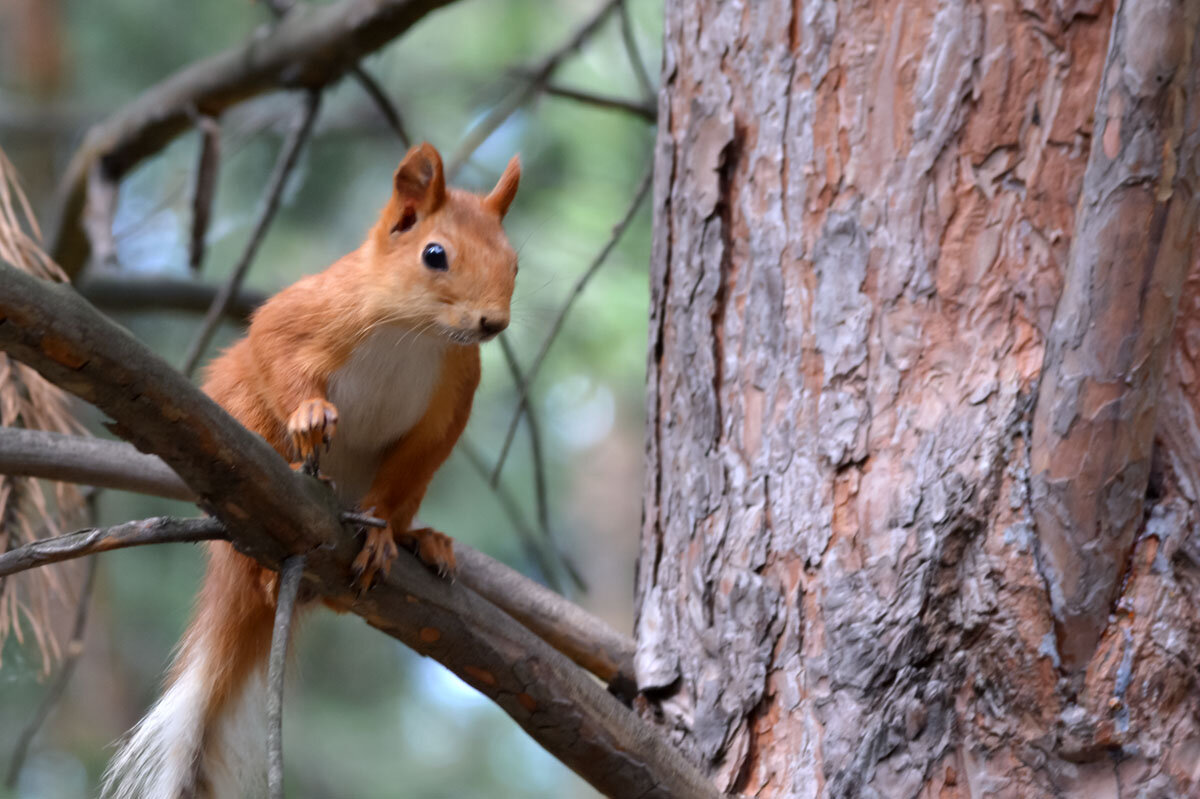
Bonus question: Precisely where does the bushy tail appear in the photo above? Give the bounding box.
[102,544,277,799]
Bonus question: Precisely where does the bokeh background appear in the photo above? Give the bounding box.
[0,0,660,795]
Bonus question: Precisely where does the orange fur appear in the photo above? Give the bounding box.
[104,143,520,799]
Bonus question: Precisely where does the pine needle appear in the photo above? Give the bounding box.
[0,148,88,675]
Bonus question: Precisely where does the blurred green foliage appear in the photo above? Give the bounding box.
[0,0,660,795]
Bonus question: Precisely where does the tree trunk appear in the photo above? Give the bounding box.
[636,1,1200,796]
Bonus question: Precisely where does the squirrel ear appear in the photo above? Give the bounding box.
[484,155,521,218]
[393,142,446,215]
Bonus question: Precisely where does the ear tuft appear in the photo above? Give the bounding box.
[393,142,446,214]
[484,154,521,218]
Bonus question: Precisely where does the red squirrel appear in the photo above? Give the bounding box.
[102,142,521,799]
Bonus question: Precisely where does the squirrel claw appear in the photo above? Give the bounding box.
[289,461,337,491]
[351,525,398,593]
[400,527,456,578]
[287,398,338,463]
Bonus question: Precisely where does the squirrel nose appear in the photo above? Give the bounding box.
[479,315,509,337]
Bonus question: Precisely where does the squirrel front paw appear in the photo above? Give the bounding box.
[287,398,338,464]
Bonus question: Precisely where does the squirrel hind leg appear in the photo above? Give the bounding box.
[399,527,456,578]
[349,526,456,593]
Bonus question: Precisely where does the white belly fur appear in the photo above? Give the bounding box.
[322,326,447,504]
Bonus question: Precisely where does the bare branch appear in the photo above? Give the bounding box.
[0,494,634,690]
[0,427,193,502]
[77,275,267,322]
[82,163,118,270]
[0,427,636,686]
[497,335,587,591]
[1029,0,1200,670]
[348,67,411,147]
[0,517,226,580]
[540,81,656,121]
[339,510,386,529]
[0,260,716,797]
[491,163,652,482]
[618,0,654,102]
[188,114,221,272]
[445,0,622,179]
[181,90,320,378]
[453,544,633,686]
[5,558,98,788]
[457,436,563,591]
[48,0,458,277]
[260,0,411,147]
[267,554,305,799]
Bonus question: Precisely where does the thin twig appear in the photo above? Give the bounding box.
[0,517,226,580]
[445,0,622,179]
[260,0,410,147]
[490,163,652,482]
[181,90,321,378]
[457,437,562,592]
[497,335,547,523]
[339,510,387,528]
[188,113,221,272]
[539,82,655,121]
[267,554,305,799]
[82,162,119,270]
[348,67,411,147]
[4,558,98,788]
[618,0,654,102]
[497,336,587,592]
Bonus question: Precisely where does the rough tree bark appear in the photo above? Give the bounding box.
[636,0,1200,797]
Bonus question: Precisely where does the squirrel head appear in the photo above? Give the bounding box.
[366,142,520,345]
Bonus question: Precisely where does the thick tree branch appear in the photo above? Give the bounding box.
[77,275,268,322]
[453,544,632,688]
[261,0,411,147]
[0,261,715,798]
[0,427,195,502]
[1030,0,1200,669]
[0,427,635,684]
[48,0,457,278]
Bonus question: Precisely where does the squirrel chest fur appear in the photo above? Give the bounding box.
[323,327,448,503]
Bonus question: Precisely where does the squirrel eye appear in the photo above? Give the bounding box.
[422,243,448,271]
